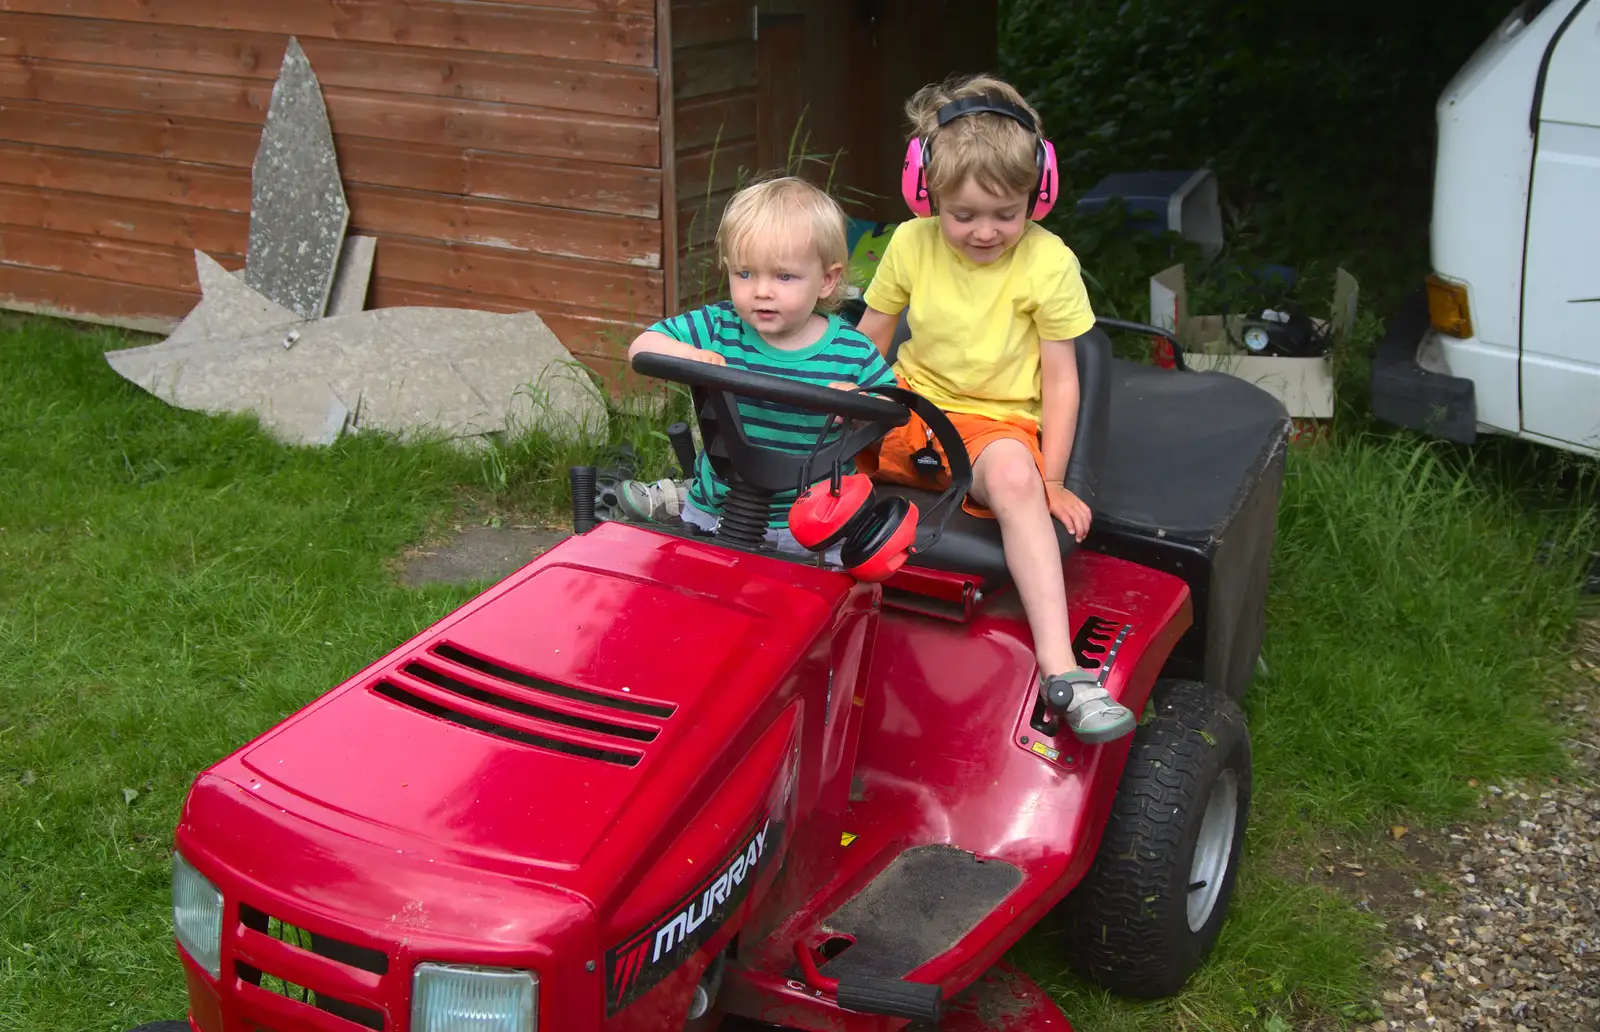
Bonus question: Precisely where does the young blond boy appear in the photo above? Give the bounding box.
[854,75,1135,743]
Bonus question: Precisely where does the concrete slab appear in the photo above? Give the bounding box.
[326,235,376,316]
[243,37,349,319]
[105,306,608,447]
[163,251,305,349]
[398,525,571,588]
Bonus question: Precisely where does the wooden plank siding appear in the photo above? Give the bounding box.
[0,1,658,65]
[670,0,757,308]
[0,0,674,386]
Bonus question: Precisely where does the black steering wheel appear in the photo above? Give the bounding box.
[631,352,909,495]
[632,352,908,423]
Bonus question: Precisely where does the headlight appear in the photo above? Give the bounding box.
[412,963,538,1032]
[171,852,223,978]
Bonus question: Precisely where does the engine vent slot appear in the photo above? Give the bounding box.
[403,662,658,742]
[238,962,384,1030]
[239,903,388,975]
[433,642,674,718]
[374,681,643,767]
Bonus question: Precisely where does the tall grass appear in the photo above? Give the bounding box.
[1255,436,1592,837]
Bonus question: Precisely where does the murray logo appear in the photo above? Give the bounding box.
[605,814,781,1014]
[652,821,769,962]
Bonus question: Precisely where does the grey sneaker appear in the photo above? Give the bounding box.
[1040,670,1136,745]
[618,478,688,523]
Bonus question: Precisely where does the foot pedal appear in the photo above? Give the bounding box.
[818,845,1021,982]
[836,975,942,1023]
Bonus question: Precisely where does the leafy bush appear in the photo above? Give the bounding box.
[1001,0,1515,300]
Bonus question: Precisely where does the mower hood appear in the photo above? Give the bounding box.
[193,523,856,925]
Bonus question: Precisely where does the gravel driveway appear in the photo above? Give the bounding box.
[1370,614,1600,1031]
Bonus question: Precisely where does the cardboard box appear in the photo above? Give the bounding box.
[1148,265,1359,420]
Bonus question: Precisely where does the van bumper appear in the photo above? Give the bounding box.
[1370,288,1478,444]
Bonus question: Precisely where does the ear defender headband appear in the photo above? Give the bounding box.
[787,386,974,583]
[901,94,1059,222]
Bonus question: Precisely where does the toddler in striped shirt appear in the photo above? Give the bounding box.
[625,176,896,558]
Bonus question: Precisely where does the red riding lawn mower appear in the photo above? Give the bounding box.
[131,320,1291,1032]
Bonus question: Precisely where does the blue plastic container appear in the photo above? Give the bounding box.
[1074,170,1223,255]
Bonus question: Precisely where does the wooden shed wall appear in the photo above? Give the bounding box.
[0,0,671,385]
[667,0,999,311]
[669,0,755,309]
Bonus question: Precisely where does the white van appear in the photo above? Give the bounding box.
[1371,0,1600,456]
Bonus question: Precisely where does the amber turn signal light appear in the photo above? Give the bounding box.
[1426,274,1474,339]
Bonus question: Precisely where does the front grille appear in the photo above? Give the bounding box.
[237,904,387,1030]
[238,962,384,1030]
[241,904,388,974]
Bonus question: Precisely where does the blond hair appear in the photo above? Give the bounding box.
[716,176,849,312]
[906,74,1043,206]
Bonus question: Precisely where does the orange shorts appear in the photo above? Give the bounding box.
[857,404,1046,519]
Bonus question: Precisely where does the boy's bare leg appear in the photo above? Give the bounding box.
[972,439,1135,744]
[970,439,1075,672]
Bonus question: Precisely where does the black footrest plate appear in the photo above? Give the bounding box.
[820,845,1021,981]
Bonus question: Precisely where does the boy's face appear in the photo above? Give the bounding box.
[938,178,1030,264]
[727,244,841,343]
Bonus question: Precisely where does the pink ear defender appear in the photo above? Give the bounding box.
[901,136,934,218]
[899,95,1060,222]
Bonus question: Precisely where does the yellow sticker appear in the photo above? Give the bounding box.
[840,832,858,848]
[1031,740,1061,761]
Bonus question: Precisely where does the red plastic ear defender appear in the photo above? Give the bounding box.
[786,387,972,583]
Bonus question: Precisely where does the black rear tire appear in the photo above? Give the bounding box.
[1055,679,1251,998]
[127,1024,190,1032]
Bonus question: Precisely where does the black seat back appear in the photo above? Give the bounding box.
[1062,326,1112,504]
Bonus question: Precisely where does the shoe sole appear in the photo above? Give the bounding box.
[1069,716,1137,745]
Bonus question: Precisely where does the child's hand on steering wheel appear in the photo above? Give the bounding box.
[827,381,859,391]
[1045,480,1092,542]
[688,350,727,366]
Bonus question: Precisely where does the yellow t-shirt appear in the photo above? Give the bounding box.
[863,218,1096,424]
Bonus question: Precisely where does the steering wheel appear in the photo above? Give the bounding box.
[632,352,907,423]
[631,352,909,495]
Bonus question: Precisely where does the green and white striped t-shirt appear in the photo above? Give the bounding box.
[648,302,897,526]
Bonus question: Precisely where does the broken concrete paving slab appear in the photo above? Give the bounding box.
[106,307,609,447]
[398,525,572,588]
[243,37,349,319]
[370,307,608,440]
[325,235,377,316]
[101,40,609,450]
[162,251,305,349]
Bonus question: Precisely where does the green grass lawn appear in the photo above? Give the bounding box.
[0,313,1592,1032]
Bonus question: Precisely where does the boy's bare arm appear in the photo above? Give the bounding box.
[1040,337,1092,539]
[856,307,900,360]
[627,329,725,365]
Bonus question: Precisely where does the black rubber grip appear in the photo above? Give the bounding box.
[569,466,597,534]
[666,420,697,479]
[835,975,942,1023]
[1045,679,1075,711]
